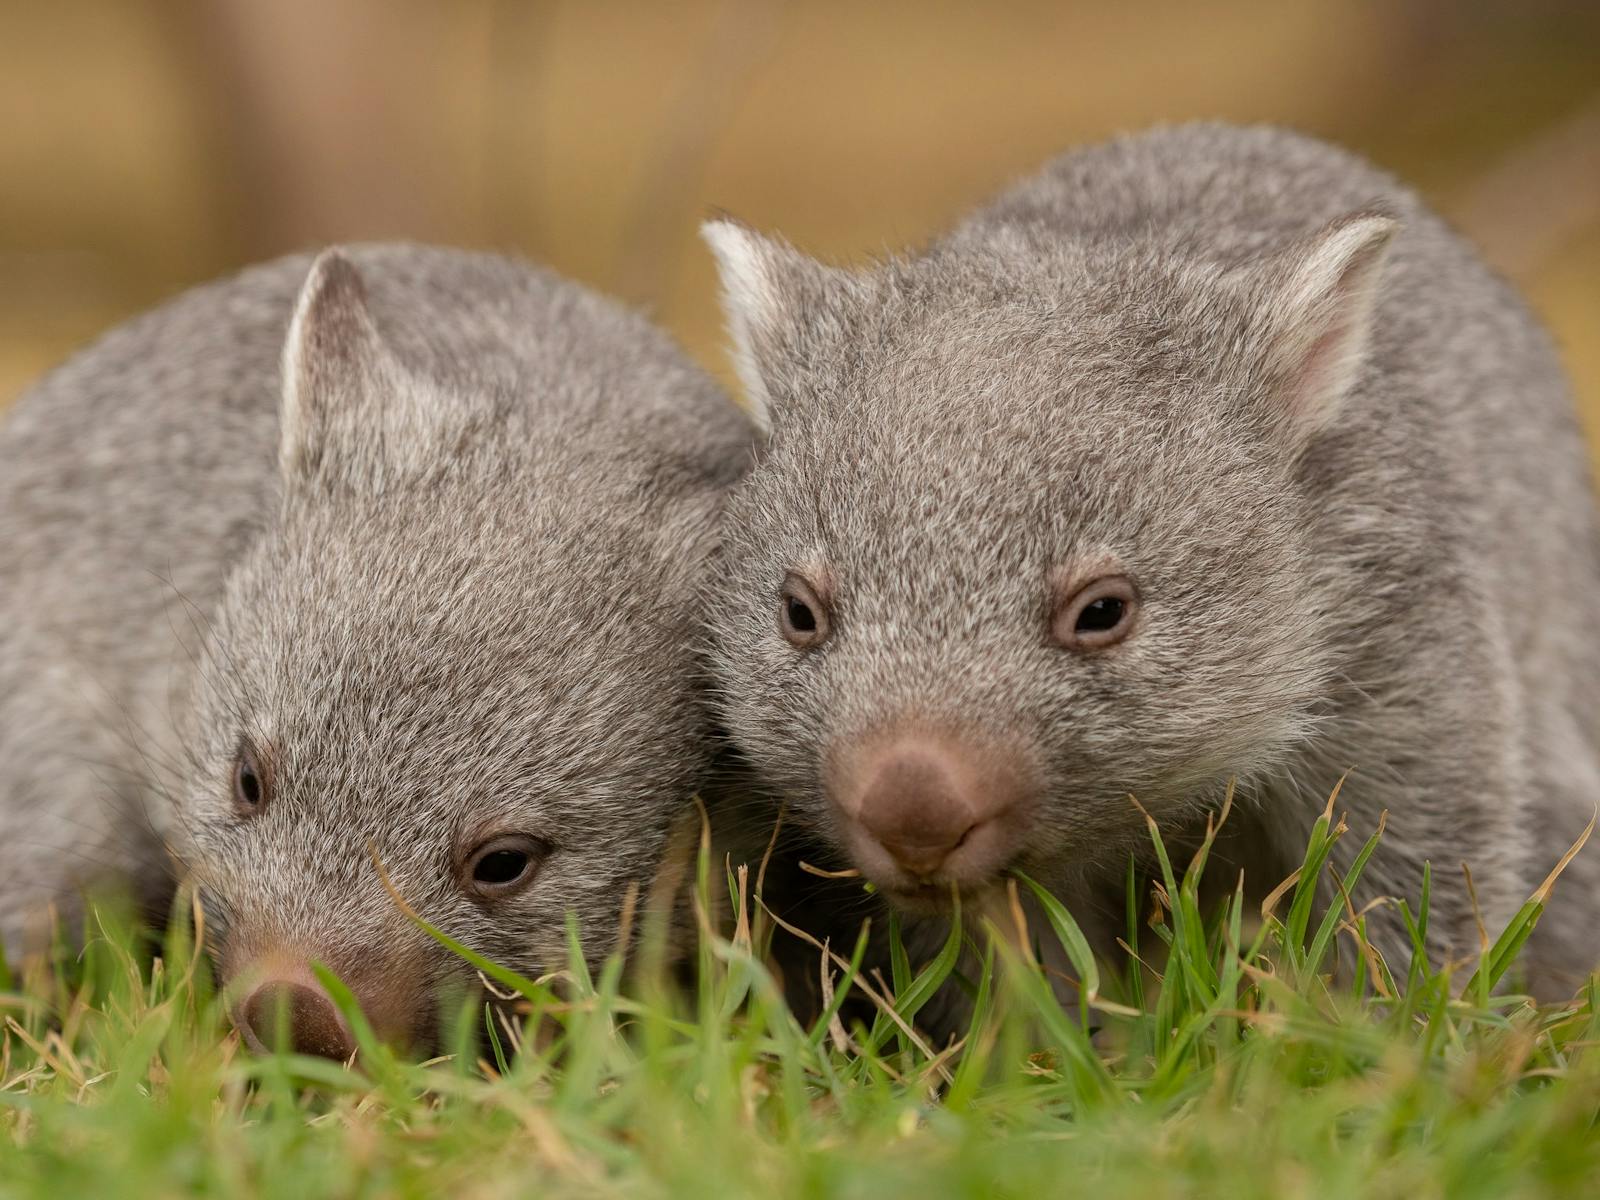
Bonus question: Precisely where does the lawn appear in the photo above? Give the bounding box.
[3,800,1598,1200]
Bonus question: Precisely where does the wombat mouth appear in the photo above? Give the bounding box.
[875,874,1010,917]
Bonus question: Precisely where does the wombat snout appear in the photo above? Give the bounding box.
[240,981,355,1061]
[229,951,423,1061]
[828,730,1034,895]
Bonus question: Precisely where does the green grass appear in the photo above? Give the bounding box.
[3,801,1599,1200]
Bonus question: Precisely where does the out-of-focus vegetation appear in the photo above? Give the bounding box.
[2,0,1597,464]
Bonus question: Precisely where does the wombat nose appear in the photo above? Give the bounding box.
[855,753,979,876]
[241,981,355,1061]
[838,723,1036,883]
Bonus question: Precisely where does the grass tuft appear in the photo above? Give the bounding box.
[3,797,1599,1198]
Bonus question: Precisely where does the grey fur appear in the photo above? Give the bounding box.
[704,123,1600,1000]
[0,244,753,1028]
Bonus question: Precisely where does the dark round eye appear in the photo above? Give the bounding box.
[1077,596,1125,632]
[779,572,831,649]
[232,743,269,817]
[1052,575,1140,650]
[786,595,816,633]
[475,850,528,884]
[461,835,548,900]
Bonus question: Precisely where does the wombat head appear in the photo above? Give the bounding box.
[702,210,1394,910]
[176,253,735,1056]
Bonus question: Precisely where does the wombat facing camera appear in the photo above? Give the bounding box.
[0,245,752,1055]
[704,123,1600,999]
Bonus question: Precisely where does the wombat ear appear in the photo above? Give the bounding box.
[700,217,855,434]
[1257,212,1397,446]
[279,249,405,482]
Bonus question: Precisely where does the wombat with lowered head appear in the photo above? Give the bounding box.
[702,123,1600,1003]
[0,245,752,1055]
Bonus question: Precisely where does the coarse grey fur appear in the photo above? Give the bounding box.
[0,244,753,1036]
[703,122,1600,1009]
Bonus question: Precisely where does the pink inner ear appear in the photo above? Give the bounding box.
[1269,215,1396,442]
[1284,300,1365,431]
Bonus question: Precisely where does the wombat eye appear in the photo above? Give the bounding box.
[1052,575,1139,651]
[461,835,549,900]
[232,743,269,817]
[778,573,830,649]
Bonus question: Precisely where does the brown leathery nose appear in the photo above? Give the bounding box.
[242,981,355,1060]
[829,729,1034,888]
[227,944,426,1060]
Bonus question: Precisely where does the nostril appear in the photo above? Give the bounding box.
[874,821,979,877]
[242,982,354,1061]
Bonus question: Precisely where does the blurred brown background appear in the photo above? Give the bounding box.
[2,0,1597,462]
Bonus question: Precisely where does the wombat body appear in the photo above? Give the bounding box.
[0,244,752,1053]
[703,123,1600,1007]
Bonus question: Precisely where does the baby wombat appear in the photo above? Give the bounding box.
[703,123,1600,996]
[0,245,752,1055]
